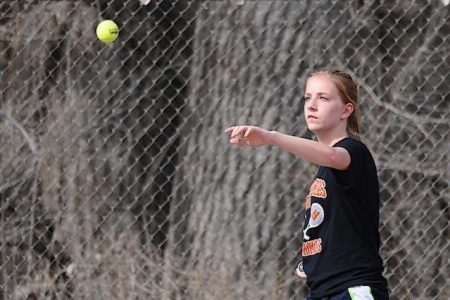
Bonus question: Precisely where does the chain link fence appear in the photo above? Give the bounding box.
[0,0,448,299]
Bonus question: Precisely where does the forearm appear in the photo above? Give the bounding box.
[268,131,346,169]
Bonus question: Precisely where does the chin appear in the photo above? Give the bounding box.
[307,125,320,133]
[308,126,329,137]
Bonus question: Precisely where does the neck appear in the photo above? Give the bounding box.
[314,128,348,146]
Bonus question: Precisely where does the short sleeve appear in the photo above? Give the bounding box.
[332,138,367,188]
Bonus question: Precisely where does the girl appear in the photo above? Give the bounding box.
[224,69,389,299]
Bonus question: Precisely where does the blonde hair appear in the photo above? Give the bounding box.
[307,69,361,139]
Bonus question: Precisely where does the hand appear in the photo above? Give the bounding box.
[224,125,273,147]
[295,261,307,279]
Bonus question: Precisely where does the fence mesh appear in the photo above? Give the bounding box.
[0,0,448,299]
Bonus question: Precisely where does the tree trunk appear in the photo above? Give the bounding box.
[165,2,318,298]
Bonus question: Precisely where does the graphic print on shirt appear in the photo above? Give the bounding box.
[302,238,322,256]
[303,203,324,240]
[302,178,327,256]
[304,178,327,210]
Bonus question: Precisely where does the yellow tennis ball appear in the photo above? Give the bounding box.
[96,20,119,43]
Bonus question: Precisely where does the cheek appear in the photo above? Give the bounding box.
[323,103,343,120]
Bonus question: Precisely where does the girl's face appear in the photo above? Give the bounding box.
[303,75,351,134]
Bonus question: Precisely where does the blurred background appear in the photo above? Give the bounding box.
[0,0,448,299]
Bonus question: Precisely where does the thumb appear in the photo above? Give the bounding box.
[244,127,255,137]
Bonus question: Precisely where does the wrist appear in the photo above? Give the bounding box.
[268,130,278,145]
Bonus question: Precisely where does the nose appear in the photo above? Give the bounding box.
[306,98,317,111]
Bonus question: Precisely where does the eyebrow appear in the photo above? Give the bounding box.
[304,92,330,95]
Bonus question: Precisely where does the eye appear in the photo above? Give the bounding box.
[320,96,329,100]
[303,96,310,101]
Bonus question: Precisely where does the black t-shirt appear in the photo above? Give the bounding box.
[302,137,388,298]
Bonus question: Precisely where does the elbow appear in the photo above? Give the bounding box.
[327,148,348,170]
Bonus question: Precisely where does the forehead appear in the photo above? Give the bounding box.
[305,75,339,95]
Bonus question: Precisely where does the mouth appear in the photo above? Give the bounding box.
[307,115,318,120]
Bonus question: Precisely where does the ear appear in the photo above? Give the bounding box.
[341,103,354,119]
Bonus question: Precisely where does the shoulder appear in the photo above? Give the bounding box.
[334,137,373,160]
[331,138,377,187]
[334,137,367,151]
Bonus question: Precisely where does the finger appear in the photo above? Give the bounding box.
[232,126,242,138]
[244,126,252,137]
[230,136,248,144]
[224,127,234,134]
[239,126,250,138]
[230,137,242,144]
[230,126,237,137]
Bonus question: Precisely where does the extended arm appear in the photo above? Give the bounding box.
[269,131,350,170]
[225,126,350,170]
